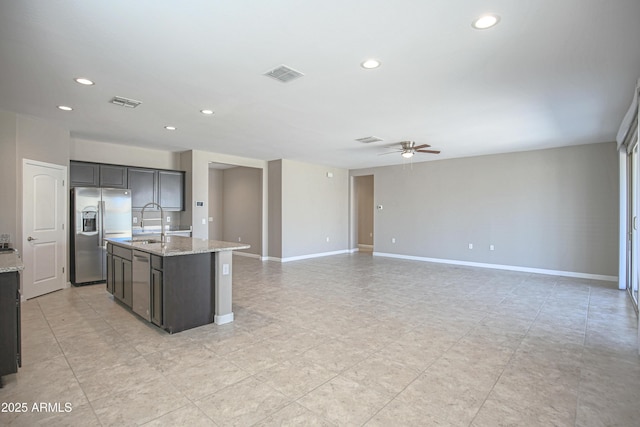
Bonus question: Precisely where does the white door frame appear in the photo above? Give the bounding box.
[22,158,68,300]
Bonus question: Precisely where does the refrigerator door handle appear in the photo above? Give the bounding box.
[98,200,105,248]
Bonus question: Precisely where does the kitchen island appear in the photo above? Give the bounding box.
[105,236,249,333]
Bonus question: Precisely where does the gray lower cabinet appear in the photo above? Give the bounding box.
[107,244,213,334]
[151,256,163,327]
[0,271,20,387]
[107,244,133,307]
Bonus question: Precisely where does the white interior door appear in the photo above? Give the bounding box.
[630,146,639,309]
[22,159,67,299]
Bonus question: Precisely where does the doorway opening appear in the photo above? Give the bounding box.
[208,163,263,259]
[354,175,374,253]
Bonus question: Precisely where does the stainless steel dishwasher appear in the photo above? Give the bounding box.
[132,250,151,321]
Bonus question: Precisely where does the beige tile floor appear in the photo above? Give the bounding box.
[1,253,639,426]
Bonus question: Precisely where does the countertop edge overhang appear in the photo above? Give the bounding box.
[0,253,25,273]
[105,236,250,257]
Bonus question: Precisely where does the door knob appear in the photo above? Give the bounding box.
[27,236,37,241]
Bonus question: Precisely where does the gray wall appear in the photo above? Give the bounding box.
[281,160,349,258]
[353,142,619,276]
[222,166,262,256]
[268,160,282,258]
[355,175,374,246]
[0,111,17,245]
[208,168,224,240]
[15,114,71,255]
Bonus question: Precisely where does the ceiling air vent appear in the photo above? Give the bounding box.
[356,136,383,143]
[109,96,142,108]
[263,65,304,83]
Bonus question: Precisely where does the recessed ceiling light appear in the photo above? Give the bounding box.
[361,59,381,69]
[164,126,176,131]
[57,105,73,111]
[74,77,95,86]
[472,14,500,29]
[200,109,214,115]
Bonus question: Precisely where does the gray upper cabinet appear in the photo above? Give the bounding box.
[129,168,185,211]
[70,161,128,189]
[70,161,99,187]
[128,168,157,209]
[99,164,128,189]
[159,171,184,211]
[72,161,184,211]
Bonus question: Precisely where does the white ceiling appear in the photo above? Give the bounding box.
[1,0,638,169]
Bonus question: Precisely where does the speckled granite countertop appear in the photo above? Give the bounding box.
[106,235,250,257]
[0,252,25,273]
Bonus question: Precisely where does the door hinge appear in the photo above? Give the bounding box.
[62,179,65,187]
[62,267,65,273]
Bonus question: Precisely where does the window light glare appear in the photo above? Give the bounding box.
[361,59,381,69]
[74,77,95,85]
[472,14,500,29]
[200,109,214,115]
[57,105,73,111]
[164,126,176,131]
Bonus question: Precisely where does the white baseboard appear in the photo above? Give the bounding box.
[233,251,262,260]
[214,312,234,325]
[267,249,351,263]
[372,252,618,282]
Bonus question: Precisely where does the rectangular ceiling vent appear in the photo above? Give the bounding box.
[356,136,383,143]
[263,65,304,83]
[110,96,142,108]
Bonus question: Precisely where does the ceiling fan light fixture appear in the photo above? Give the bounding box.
[401,151,414,159]
[57,105,73,111]
[200,109,214,115]
[472,14,500,29]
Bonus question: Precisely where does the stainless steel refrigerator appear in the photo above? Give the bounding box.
[71,187,132,285]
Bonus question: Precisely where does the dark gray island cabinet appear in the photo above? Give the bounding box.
[0,253,23,387]
[106,236,249,333]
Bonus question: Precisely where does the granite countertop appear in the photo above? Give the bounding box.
[0,252,25,273]
[106,235,250,257]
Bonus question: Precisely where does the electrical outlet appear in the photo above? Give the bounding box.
[238,237,242,242]
[133,217,138,224]
[201,218,206,225]
[326,237,330,242]
[468,243,473,249]
[166,216,171,223]
[392,238,396,243]
[490,245,495,251]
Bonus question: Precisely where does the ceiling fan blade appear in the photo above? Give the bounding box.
[416,149,441,154]
[378,151,400,155]
[413,144,431,150]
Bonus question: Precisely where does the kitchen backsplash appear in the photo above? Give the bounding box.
[0,233,11,248]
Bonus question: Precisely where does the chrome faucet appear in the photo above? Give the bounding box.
[140,202,166,243]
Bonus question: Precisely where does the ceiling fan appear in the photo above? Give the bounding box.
[381,141,441,158]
